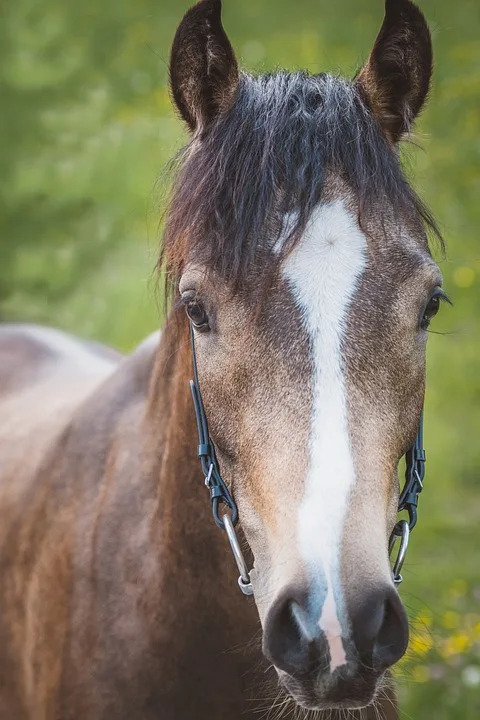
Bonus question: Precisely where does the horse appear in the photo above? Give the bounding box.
[0,0,446,717]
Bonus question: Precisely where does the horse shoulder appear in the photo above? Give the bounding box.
[0,325,163,718]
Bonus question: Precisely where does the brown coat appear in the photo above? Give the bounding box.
[0,323,398,719]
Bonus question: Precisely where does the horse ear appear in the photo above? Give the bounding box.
[169,0,239,133]
[356,0,432,143]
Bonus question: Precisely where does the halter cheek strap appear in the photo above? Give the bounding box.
[389,411,426,584]
[400,411,426,531]
[189,323,253,595]
[189,322,425,595]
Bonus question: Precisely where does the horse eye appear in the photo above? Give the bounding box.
[421,292,441,330]
[186,300,209,330]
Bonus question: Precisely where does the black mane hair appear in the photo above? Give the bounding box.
[160,71,440,294]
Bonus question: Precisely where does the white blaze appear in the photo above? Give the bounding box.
[283,200,367,672]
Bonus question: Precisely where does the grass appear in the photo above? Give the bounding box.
[1,0,479,717]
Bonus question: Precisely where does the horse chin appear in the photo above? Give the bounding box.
[276,667,382,713]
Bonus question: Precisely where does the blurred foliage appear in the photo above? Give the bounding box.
[0,0,479,717]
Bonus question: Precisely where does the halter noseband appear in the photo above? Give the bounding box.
[189,323,425,595]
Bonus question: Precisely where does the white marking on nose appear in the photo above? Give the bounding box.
[320,568,347,671]
[283,200,367,672]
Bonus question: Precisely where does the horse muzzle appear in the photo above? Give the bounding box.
[262,583,409,710]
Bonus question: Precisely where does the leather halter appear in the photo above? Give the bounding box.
[189,324,252,595]
[390,411,426,583]
[189,323,426,594]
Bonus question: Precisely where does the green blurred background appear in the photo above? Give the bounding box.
[0,0,479,716]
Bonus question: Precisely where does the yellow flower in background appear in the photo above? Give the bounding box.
[410,630,434,658]
[452,633,470,653]
[441,632,473,660]
[441,637,459,659]
[442,611,461,630]
[453,266,475,288]
[416,609,433,629]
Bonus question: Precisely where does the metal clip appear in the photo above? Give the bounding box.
[389,519,410,585]
[223,514,254,596]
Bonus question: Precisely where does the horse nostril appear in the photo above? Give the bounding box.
[352,587,409,672]
[263,591,320,676]
[373,589,409,670]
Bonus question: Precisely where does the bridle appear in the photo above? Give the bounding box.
[189,324,253,595]
[389,414,426,583]
[189,323,426,596]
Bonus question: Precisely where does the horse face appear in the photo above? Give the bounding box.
[169,0,442,711]
[179,195,443,707]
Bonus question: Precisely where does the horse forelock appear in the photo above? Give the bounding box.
[159,70,441,301]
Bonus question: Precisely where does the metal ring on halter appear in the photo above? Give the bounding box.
[223,514,254,596]
[389,519,410,585]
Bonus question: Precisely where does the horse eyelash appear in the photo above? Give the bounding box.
[174,296,187,311]
[436,289,453,306]
[174,293,198,311]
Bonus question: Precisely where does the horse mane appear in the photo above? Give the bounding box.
[159,71,441,298]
